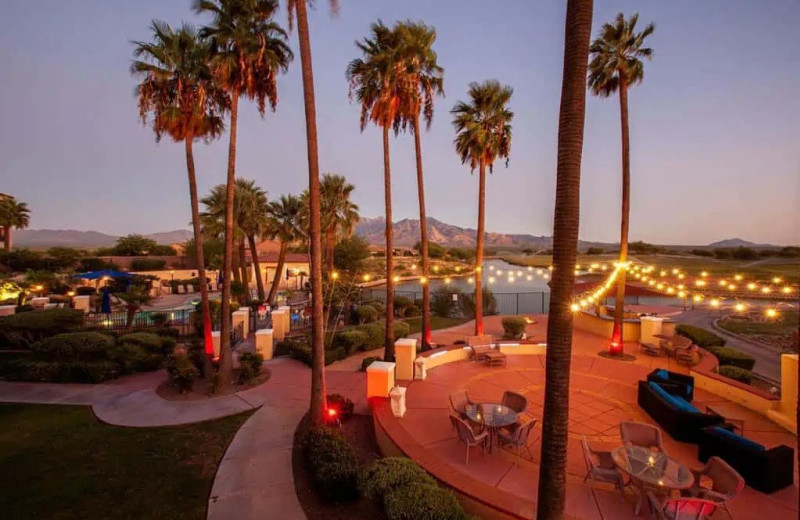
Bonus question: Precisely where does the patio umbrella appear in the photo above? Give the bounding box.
[72,269,134,281]
[100,288,112,314]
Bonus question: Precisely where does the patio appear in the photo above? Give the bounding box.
[374,321,798,519]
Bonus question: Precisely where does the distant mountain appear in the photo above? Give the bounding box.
[707,238,777,248]
[14,229,193,248]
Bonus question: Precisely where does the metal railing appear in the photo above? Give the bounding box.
[231,321,245,347]
[85,308,196,336]
[360,288,551,315]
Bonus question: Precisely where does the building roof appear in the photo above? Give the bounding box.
[254,253,308,264]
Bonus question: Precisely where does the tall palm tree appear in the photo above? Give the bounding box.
[131,22,223,355]
[237,179,270,301]
[0,196,30,252]
[394,21,443,349]
[265,194,304,304]
[588,12,654,355]
[451,80,513,337]
[346,21,407,362]
[195,0,292,388]
[287,0,339,427]
[319,174,359,273]
[536,1,593,518]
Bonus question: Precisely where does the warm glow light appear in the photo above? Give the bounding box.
[657,283,664,290]
[672,269,679,275]
[701,271,708,277]
[678,273,685,280]
[488,265,494,271]
[772,277,782,284]
[331,272,339,280]
[761,287,771,294]
[526,275,533,281]
[496,270,503,276]
[363,274,371,282]
[475,265,482,272]
[528,266,533,271]
[393,276,400,283]
[508,276,516,282]
[734,274,743,281]
[660,270,667,277]
[649,280,656,286]
[517,270,523,276]
[34,284,43,291]
[641,276,649,282]
[667,287,675,294]
[432,265,440,273]
[575,264,581,270]
[327,408,338,418]
[67,291,75,297]
[677,284,685,290]
[537,269,544,275]
[411,264,418,270]
[579,299,588,307]
[693,295,702,302]
[420,276,428,284]
[728,284,737,291]
[719,280,727,287]
[735,303,746,312]
[574,269,580,275]
[601,265,608,271]
[542,274,549,280]
[747,283,756,291]
[710,299,720,308]
[444,277,451,284]
[455,266,461,272]
[695,280,706,287]
[467,277,474,284]
[765,308,778,319]
[488,276,496,284]
[678,291,686,298]
[570,303,580,312]
[782,286,793,294]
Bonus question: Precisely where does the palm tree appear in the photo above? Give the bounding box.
[346,21,408,362]
[319,174,359,273]
[131,21,223,355]
[451,80,513,337]
[287,0,339,427]
[536,1,594,518]
[0,196,30,252]
[265,194,304,304]
[395,21,443,350]
[588,12,654,355]
[195,0,292,388]
[238,180,270,301]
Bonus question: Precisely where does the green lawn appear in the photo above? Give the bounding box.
[0,404,253,520]
[402,316,471,335]
[718,310,799,336]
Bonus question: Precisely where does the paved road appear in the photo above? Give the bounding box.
[672,309,782,384]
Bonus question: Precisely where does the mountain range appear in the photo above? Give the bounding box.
[14,229,193,248]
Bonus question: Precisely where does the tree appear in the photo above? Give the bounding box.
[185,237,225,269]
[333,236,370,273]
[451,79,513,337]
[264,194,303,304]
[46,247,85,271]
[588,12,654,355]
[536,1,593,518]
[236,179,270,300]
[195,0,292,389]
[394,21,444,349]
[113,234,159,256]
[0,196,31,252]
[319,174,359,273]
[347,20,406,361]
[287,0,339,427]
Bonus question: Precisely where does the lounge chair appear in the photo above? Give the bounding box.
[450,415,489,466]
[581,436,625,497]
[620,421,666,453]
[466,334,495,362]
[685,456,744,517]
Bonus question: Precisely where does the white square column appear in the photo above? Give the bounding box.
[367,361,396,399]
[394,338,417,380]
[255,329,274,360]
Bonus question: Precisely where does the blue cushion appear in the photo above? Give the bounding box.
[711,426,765,451]
[649,382,699,413]
[654,369,669,380]
[672,397,700,414]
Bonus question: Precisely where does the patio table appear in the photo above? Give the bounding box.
[612,445,694,516]
[465,403,517,452]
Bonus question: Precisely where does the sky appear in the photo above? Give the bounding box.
[1,0,798,246]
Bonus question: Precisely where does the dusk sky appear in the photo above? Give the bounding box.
[1,0,798,246]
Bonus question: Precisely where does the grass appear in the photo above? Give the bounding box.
[402,316,471,335]
[0,404,253,520]
[718,310,799,336]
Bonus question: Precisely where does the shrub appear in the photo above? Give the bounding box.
[165,353,198,392]
[75,286,97,296]
[275,338,303,358]
[358,305,378,324]
[358,458,436,500]
[110,344,162,374]
[332,329,368,355]
[299,427,359,502]
[130,258,167,271]
[118,332,174,356]
[718,365,753,384]
[333,236,370,272]
[384,481,468,520]
[237,352,263,384]
[431,286,460,318]
[327,393,355,421]
[150,312,169,326]
[393,321,410,339]
[358,323,384,349]
[325,347,348,365]
[393,296,413,314]
[404,305,420,317]
[6,359,118,383]
[287,342,314,367]
[502,316,526,339]
[707,347,756,371]
[31,332,115,362]
[675,324,726,348]
[0,308,84,342]
[459,288,497,318]
[361,356,381,371]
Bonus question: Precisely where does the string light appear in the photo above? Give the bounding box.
[782,286,792,294]
[747,283,756,291]
[735,303,746,312]
[393,275,400,283]
[420,276,428,285]
[467,277,474,284]
[734,274,743,281]
[331,272,339,280]
[570,303,580,312]
[761,287,771,294]
[710,299,720,308]
[488,276,496,284]
[765,308,778,319]
[701,271,708,277]
[363,274,371,282]
[444,277,451,284]
[772,277,782,284]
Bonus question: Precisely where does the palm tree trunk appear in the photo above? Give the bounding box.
[231,248,241,284]
[248,234,265,301]
[474,157,486,336]
[184,135,214,357]
[267,241,287,304]
[536,1,593,518]
[295,0,327,428]
[218,89,239,389]
[611,74,631,353]
[382,126,395,361]
[238,238,249,299]
[4,227,11,252]
[412,114,431,349]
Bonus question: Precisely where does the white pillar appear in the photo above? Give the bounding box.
[639,316,663,345]
[271,310,287,340]
[255,328,274,360]
[73,295,90,313]
[211,331,221,358]
[390,386,407,418]
[395,338,417,380]
[367,361,396,399]
[414,357,427,380]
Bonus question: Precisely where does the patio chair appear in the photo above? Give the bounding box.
[450,415,489,466]
[581,437,626,497]
[498,418,537,465]
[620,421,666,454]
[646,493,717,520]
[466,335,495,362]
[660,335,692,357]
[449,389,474,420]
[676,345,699,366]
[501,391,528,414]
[685,456,744,517]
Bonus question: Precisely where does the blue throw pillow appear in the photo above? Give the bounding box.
[654,369,669,380]
[711,426,765,451]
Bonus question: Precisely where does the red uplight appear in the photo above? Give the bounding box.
[327,408,337,417]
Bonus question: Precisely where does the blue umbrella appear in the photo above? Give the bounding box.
[101,288,112,314]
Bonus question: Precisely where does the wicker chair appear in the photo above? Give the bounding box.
[451,415,490,465]
[449,389,473,420]
[501,391,528,414]
[620,421,666,453]
[581,437,626,497]
[686,456,744,517]
[647,493,717,520]
[498,419,537,465]
[676,344,699,366]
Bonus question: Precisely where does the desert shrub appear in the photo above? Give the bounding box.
[718,365,752,384]
[675,324,726,348]
[130,258,167,271]
[110,344,162,374]
[357,305,378,324]
[393,321,410,339]
[0,308,85,345]
[118,332,174,356]
[327,393,355,421]
[237,351,264,384]
[31,332,114,361]
[358,458,436,500]
[393,296,413,314]
[358,323,385,349]
[332,329,368,355]
[502,316,526,339]
[431,286,460,318]
[361,356,381,371]
[165,353,198,392]
[707,347,756,371]
[383,481,468,520]
[299,427,359,502]
[585,247,605,255]
[404,305,420,317]
[459,288,497,318]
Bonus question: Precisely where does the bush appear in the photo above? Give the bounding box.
[431,286,460,318]
[459,288,497,318]
[361,356,381,371]
[0,308,85,345]
[358,323,385,349]
[332,329,368,355]
[327,393,355,421]
[75,286,97,296]
[275,338,303,358]
[358,458,436,500]
[130,258,167,271]
[165,353,198,392]
[384,481,468,520]
[718,365,753,384]
[333,236,370,272]
[6,359,118,383]
[393,296,413,314]
[502,316,526,339]
[150,312,169,327]
[110,344,162,374]
[300,427,359,502]
[237,351,264,384]
[118,332,174,356]
[707,347,756,371]
[358,305,378,324]
[585,247,605,255]
[675,324,726,348]
[31,332,115,362]
[325,347,348,365]
[393,321,410,339]
[404,305,420,317]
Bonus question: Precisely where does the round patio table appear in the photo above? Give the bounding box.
[465,403,517,452]
[612,445,694,516]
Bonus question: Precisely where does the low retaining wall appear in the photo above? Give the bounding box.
[573,310,640,342]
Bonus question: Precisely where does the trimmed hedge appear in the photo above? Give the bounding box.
[6,360,118,383]
[675,324,726,348]
[707,346,756,371]
[358,305,378,324]
[718,365,753,384]
[300,427,359,502]
[31,332,115,361]
[358,458,436,500]
[0,308,85,348]
[238,351,263,384]
[384,481,468,520]
[357,323,384,349]
[118,332,175,356]
[393,321,410,340]
[165,353,198,392]
[110,344,162,374]
[332,330,369,355]
[501,316,526,339]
